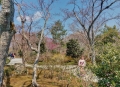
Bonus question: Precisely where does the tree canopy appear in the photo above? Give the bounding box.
[95,25,119,46]
[51,20,67,45]
[92,26,120,86]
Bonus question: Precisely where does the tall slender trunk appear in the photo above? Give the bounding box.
[0,0,14,86]
[32,20,46,87]
[90,43,96,65]
[21,22,25,69]
[91,2,96,65]
[86,30,96,65]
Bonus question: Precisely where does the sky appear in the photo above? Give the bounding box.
[14,0,74,35]
[14,0,120,35]
[15,0,71,23]
[0,0,119,28]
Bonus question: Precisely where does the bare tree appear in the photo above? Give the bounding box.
[15,0,55,86]
[0,0,15,86]
[63,0,120,65]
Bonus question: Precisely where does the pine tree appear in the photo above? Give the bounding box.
[51,20,66,45]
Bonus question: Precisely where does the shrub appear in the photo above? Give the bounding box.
[66,39,83,58]
[92,43,120,87]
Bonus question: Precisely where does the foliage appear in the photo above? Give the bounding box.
[95,25,119,46]
[50,20,67,45]
[93,25,120,86]
[95,25,119,62]
[66,39,83,58]
[102,25,118,43]
[92,43,120,87]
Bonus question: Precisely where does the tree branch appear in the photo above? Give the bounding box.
[88,0,118,33]
[22,33,38,52]
[73,4,87,33]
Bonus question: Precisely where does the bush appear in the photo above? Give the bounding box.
[92,43,120,87]
[66,39,83,58]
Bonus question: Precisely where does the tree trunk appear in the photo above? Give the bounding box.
[32,20,45,87]
[32,53,39,87]
[91,44,96,65]
[0,0,14,86]
[32,29,44,87]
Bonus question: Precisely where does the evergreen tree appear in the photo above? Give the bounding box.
[51,20,67,45]
[66,39,83,58]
